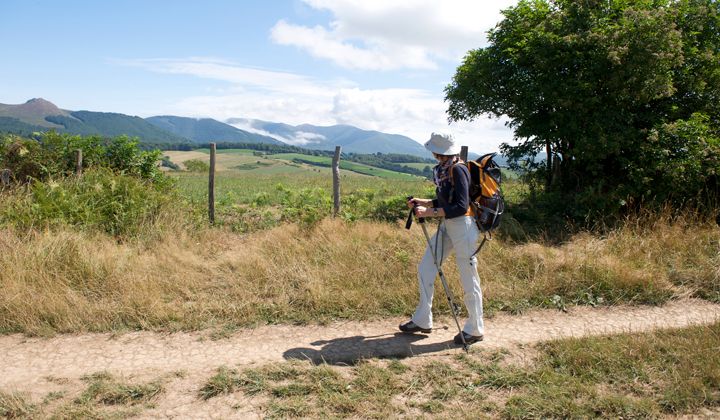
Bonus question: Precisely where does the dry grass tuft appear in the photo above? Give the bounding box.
[0,391,35,419]
[0,214,717,334]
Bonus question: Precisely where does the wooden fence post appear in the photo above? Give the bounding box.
[75,149,83,176]
[332,146,341,217]
[460,145,469,162]
[209,143,216,225]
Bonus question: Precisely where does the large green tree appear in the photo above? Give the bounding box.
[446,0,720,213]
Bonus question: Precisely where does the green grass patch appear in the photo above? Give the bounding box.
[400,162,433,170]
[0,372,164,419]
[233,161,273,170]
[201,322,720,418]
[76,371,163,406]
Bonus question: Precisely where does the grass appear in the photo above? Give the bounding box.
[269,153,420,179]
[171,166,430,205]
[0,372,163,419]
[76,371,163,406]
[54,372,162,419]
[0,147,717,334]
[0,392,35,419]
[199,322,720,418]
[400,162,433,170]
[0,210,716,335]
[200,361,401,418]
[167,149,419,180]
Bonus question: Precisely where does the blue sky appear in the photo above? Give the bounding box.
[1,0,517,152]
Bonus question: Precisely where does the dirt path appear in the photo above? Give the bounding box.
[2,298,720,418]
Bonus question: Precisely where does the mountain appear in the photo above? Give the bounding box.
[227,118,433,157]
[146,115,284,145]
[0,98,70,128]
[0,117,48,136]
[46,112,191,144]
[0,99,503,159]
[0,99,189,144]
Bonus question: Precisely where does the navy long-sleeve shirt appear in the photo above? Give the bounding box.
[432,164,471,219]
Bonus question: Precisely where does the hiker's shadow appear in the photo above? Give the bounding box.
[283,332,456,366]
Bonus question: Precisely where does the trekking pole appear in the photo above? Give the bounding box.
[406,197,469,352]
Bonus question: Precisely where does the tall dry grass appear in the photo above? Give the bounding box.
[0,213,718,335]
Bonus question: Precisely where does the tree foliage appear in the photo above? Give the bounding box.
[446,0,720,215]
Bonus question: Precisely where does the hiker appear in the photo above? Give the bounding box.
[401,132,485,345]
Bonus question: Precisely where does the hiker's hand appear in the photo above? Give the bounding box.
[407,198,431,209]
[414,206,429,217]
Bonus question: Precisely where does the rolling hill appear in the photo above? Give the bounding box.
[0,99,189,144]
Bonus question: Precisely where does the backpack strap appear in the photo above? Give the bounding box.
[448,163,474,216]
[471,233,489,257]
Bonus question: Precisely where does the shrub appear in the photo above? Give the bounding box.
[279,185,332,230]
[183,159,209,172]
[0,168,180,238]
[0,132,164,184]
[161,156,180,170]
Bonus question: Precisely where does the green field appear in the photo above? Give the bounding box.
[401,162,434,170]
[172,170,431,208]
[195,148,257,155]
[163,149,533,229]
[165,149,431,206]
[271,153,420,179]
[167,149,420,180]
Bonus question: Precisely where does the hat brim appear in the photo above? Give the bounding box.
[424,141,460,156]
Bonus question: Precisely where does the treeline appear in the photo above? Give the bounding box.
[0,117,47,137]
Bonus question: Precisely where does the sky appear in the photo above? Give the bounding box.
[1,0,518,153]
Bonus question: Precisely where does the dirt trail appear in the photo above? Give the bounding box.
[2,298,720,418]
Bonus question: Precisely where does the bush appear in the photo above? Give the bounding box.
[0,168,179,238]
[0,132,164,183]
[183,159,209,172]
[161,156,180,170]
[278,185,332,230]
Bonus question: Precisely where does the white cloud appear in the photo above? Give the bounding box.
[271,20,435,71]
[115,57,352,97]
[330,88,513,152]
[229,119,327,146]
[271,0,517,70]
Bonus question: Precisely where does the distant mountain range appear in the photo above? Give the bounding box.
[226,118,431,156]
[0,98,188,144]
[0,98,488,158]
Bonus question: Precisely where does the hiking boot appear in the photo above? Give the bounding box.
[454,331,483,345]
[399,320,431,334]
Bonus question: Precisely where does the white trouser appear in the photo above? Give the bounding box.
[411,216,485,336]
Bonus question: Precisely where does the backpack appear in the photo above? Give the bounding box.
[451,153,505,254]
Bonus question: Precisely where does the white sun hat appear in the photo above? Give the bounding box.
[424,132,460,156]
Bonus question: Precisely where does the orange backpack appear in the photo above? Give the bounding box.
[451,153,505,254]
